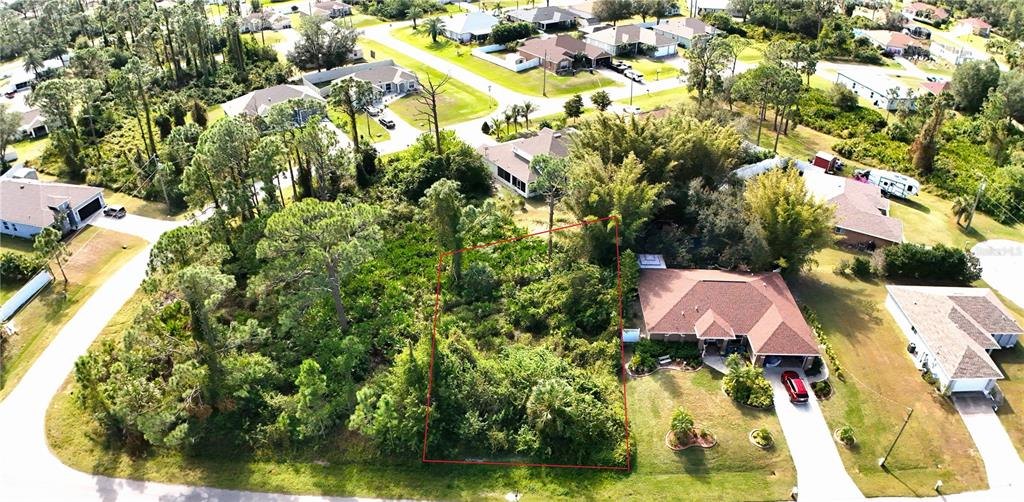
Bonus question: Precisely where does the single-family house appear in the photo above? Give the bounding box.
[311,1,352,19]
[857,29,925,56]
[443,12,500,43]
[803,168,904,248]
[239,10,292,32]
[835,72,917,111]
[637,268,822,369]
[220,84,326,118]
[920,79,949,95]
[954,18,992,37]
[517,35,611,74]
[931,40,987,66]
[886,286,1022,397]
[585,24,676,57]
[901,2,949,26]
[506,6,578,31]
[566,2,600,26]
[852,5,893,25]
[479,128,568,197]
[0,178,105,238]
[299,60,418,101]
[653,18,719,49]
[18,108,48,139]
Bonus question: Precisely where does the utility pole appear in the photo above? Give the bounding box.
[629,77,634,106]
[879,407,913,469]
[965,177,987,231]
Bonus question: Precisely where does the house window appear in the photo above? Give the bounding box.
[835,227,844,234]
[2,222,8,229]
[497,167,512,183]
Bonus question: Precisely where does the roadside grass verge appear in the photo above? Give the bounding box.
[0,226,147,402]
[390,26,619,98]
[327,105,391,143]
[358,39,497,128]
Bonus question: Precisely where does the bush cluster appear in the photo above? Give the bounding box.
[797,87,887,139]
[633,339,701,367]
[0,252,43,282]
[881,243,982,284]
[802,306,843,381]
[722,354,773,408]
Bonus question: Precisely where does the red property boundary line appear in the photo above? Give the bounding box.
[421,216,631,471]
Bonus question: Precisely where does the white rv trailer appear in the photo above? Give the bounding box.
[853,168,921,198]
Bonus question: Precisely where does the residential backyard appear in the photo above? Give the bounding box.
[358,39,497,128]
[0,226,147,402]
[390,26,619,97]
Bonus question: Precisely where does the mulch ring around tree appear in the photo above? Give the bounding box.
[833,428,856,448]
[748,429,774,450]
[665,429,717,451]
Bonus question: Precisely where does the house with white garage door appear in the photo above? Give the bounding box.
[886,285,1022,397]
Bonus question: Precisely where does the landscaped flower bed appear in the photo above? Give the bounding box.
[748,428,774,449]
[666,429,718,451]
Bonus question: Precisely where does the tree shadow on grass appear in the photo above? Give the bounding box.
[881,464,924,498]
[788,274,884,344]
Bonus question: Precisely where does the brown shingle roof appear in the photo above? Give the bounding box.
[805,170,903,244]
[478,128,568,184]
[638,269,820,357]
[518,35,610,64]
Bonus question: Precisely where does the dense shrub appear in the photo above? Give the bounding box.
[881,243,982,284]
[797,87,886,139]
[837,425,855,445]
[490,22,533,45]
[811,379,832,399]
[851,256,873,279]
[833,133,911,171]
[0,252,43,282]
[671,407,695,436]
[722,354,773,408]
[629,352,656,374]
[633,339,701,367]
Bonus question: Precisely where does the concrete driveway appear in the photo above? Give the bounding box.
[954,395,1024,490]
[766,367,864,501]
[972,240,1024,310]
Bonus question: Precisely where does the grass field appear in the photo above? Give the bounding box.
[10,136,50,164]
[615,55,681,81]
[327,105,391,143]
[390,26,620,98]
[242,31,286,46]
[614,86,693,111]
[0,227,147,402]
[358,39,497,127]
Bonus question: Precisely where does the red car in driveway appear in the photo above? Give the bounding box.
[781,371,809,403]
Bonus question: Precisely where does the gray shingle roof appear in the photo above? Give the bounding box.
[0,179,103,228]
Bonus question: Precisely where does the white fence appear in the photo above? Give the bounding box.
[0,269,53,321]
[471,44,539,72]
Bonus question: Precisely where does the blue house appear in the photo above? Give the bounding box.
[0,178,105,239]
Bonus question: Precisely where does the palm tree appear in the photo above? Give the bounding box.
[489,116,503,136]
[527,379,574,437]
[423,17,445,44]
[520,101,536,129]
[952,194,973,227]
[504,106,519,133]
[22,48,45,76]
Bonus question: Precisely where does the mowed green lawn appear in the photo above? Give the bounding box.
[390,26,620,98]
[0,226,147,402]
[626,369,796,501]
[327,105,391,143]
[358,39,497,128]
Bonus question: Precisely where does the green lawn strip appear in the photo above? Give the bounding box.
[737,42,767,65]
[614,86,693,111]
[614,55,681,81]
[990,292,1024,459]
[0,227,147,402]
[389,26,619,98]
[10,136,50,164]
[626,368,796,500]
[359,39,497,128]
[327,105,391,143]
[789,248,988,496]
[889,189,1023,249]
[47,355,796,501]
[101,190,187,221]
[0,235,34,255]
[242,31,286,46]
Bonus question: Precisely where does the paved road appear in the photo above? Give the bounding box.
[954,395,1024,490]
[766,367,864,502]
[972,240,1024,310]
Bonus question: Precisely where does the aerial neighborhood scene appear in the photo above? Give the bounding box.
[3,0,1024,501]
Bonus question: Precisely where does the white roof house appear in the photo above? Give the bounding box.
[220,84,325,117]
[886,286,1022,396]
[443,12,500,43]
